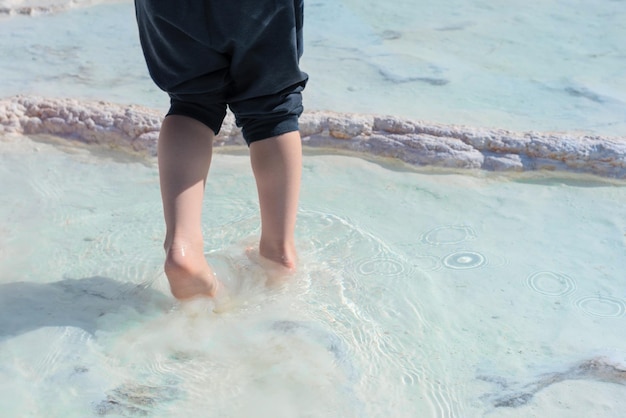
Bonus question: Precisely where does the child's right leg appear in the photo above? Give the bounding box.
[249,130,303,273]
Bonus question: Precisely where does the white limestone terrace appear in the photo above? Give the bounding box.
[0,0,117,15]
[2,96,626,178]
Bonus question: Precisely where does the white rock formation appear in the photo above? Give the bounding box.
[1,95,625,178]
[0,0,115,16]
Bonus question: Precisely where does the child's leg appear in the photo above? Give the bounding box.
[249,131,302,271]
[158,115,219,299]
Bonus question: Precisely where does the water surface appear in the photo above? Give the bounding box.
[1,135,625,416]
[1,0,626,415]
[0,0,625,134]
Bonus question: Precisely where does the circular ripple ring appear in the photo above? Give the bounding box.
[575,295,626,318]
[526,271,577,297]
[356,257,406,277]
[443,251,486,270]
[422,225,478,246]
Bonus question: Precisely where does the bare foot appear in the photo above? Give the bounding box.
[246,246,297,287]
[164,243,221,300]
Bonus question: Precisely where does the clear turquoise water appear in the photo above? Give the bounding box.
[1,1,626,416]
[0,0,625,135]
[1,135,625,416]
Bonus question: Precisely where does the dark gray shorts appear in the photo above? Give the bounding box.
[134,0,308,145]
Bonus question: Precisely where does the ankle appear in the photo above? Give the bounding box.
[259,239,298,270]
[164,238,207,273]
[163,233,204,253]
[162,238,218,299]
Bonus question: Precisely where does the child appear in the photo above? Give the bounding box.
[134,0,308,299]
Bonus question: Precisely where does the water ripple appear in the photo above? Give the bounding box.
[526,271,577,297]
[442,251,486,270]
[421,225,478,246]
[575,295,626,318]
[356,256,406,277]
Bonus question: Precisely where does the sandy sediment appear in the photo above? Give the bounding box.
[1,95,625,178]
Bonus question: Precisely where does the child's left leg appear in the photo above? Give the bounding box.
[158,115,220,299]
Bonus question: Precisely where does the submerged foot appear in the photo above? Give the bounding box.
[246,245,297,287]
[164,244,220,300]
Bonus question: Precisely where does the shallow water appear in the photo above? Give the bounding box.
[307,0,626,134]
[0,0,625,135]
[1,135,625,416]
[1,0,626,416]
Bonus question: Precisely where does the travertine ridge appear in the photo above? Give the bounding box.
[2,96,625,178]
[0,0,113,16]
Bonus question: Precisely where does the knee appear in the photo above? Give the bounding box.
[230,83,305,145]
